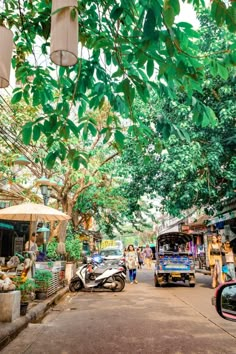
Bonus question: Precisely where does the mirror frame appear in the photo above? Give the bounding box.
[215,281,236,322]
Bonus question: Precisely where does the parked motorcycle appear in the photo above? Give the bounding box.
[69,262,126,292]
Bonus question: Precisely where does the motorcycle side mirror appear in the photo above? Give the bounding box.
[213,282,236,321]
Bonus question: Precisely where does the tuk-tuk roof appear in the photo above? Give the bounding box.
[157,232,192,245]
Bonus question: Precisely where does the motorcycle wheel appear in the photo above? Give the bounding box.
[69,279,83,292]
[112,276,125,292]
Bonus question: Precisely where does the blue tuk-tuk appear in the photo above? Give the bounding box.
[154,232,196,287]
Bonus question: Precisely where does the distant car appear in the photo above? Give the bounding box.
[99,248,126,273]
[100,248,123,260]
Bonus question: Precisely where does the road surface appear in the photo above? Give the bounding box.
[2,269,236,354]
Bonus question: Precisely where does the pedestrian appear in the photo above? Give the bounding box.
[125,244,138,284]
[136,247,144,269]
[143,244,153,269]
[25,232,39,254]
[207,234,223,288]
[223,240,235,281]
[217,234,223,248]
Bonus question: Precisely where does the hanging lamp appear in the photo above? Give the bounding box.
[0,26,13,88]
[50,0,78,67]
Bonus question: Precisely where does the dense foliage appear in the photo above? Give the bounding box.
[0,0,235,169]
[118,9,236,217]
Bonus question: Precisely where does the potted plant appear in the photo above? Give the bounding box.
[14,277,36,316]
[34,269,53,300]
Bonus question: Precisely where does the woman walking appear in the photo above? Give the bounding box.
[207,234,223,288]
[137,247,144,269]
[125,245,139,284]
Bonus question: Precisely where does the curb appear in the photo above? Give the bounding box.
[0,286,69,351]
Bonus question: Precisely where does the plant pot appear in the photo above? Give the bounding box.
[65,262,76,283]
[20,301,29,316]
[36,291,47,300]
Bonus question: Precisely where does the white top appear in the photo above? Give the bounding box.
[25,241,38,252]
[225,250,234,263]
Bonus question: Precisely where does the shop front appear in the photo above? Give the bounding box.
[0,202,70,321]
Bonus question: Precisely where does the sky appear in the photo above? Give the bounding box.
[177,2,200,28]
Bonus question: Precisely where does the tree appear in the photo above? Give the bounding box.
[0,99,129,237]
[118,8,236,216]
[0,0,235,168]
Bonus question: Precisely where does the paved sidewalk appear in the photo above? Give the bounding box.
[0,286,68,351]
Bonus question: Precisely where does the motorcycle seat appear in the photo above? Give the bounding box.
[95,266,111,274]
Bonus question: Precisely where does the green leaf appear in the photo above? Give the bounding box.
[163,0,175,28]
[114,130,125,149]
[147,60,154,78]
[88,123,97,137]
[136,82,150,103]
[117,79,135,106]
[22,125,32,145]
[204,106,217,126]
[45,151,58,169]
[110,6,123,21]
[165,36,175,57]
[170,0,180,16]
[59,142,67,161]
[112,68,123,78]
[82,124,88,140]
[33,90,40,106]
[72,157,80,170]
[162,123,171,140]
[67,119,78,137]
[217,63,228,80]
[201,112,210,127]
[33,125,41,141]
[211,0,226,27]
[107,116,113,126]
[103,129,112,144]
[209,60,218,77]
[79,156,88,168]
[143,9,156,39]
[59,125,70,139]
[11,91,22,104]
[226,5,236,33]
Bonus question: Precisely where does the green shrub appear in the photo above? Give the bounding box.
[34,269,52,292]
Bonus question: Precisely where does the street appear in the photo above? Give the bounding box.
[1,269,236,354]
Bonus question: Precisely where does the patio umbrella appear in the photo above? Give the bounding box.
[0,203,71,253]
[0,202,70,222]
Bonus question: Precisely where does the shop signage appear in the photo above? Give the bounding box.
[14,237,24,253]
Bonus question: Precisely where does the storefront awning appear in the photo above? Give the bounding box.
[207,210,236,226]
[0,222,14,230]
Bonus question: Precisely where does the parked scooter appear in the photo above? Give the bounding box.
[69,262,126,292]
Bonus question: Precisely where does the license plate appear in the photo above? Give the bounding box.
[171,273,181,277]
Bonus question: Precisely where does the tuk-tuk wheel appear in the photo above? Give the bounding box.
[189,283,195,287]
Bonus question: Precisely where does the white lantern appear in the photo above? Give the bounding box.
[0,26,13,88]
[50,0,78,67]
